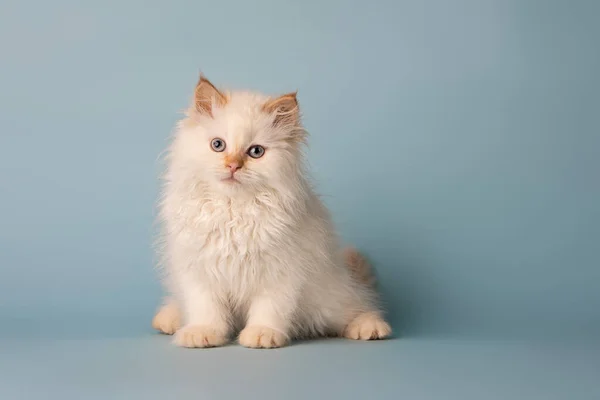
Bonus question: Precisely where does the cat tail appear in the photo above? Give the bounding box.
[343,247,377,287]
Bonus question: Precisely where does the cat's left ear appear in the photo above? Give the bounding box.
[263,92,300,127]
[194,75,228,117]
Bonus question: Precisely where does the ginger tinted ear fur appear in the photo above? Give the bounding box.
[194,76,228,117]
[263,92,300,128]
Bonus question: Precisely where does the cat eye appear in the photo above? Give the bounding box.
[211,138,226,152]
[247,145,265,159]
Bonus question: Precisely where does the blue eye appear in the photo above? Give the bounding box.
[247,145,265,159]
[211,138,226,152]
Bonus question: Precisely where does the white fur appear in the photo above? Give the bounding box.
[155,86,390,348]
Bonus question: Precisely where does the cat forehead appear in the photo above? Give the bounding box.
[213,91,275,135]
[224,91,271,113]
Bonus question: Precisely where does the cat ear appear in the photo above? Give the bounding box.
[263,92,299,127]
[194,75,227,117]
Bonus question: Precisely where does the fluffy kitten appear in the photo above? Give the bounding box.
[152,76,391,348]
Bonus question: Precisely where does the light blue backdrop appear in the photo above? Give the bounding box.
[0,0,598,341]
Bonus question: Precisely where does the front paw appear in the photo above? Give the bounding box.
[343,312,392,340]
[238,325,289,349]
[173,325,229,348]
[152,303,181,335]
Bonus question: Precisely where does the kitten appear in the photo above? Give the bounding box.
[152,76,391,348]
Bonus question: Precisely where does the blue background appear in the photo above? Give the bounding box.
[1,0,599,399]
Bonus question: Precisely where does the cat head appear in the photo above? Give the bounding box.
[170,76,307,196]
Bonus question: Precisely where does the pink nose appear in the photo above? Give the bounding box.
[228,162,242,173]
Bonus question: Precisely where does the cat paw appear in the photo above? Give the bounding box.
[173,325,228,348]
[238,325,288,349]
[343,312,392,340]
[152,303,181,335]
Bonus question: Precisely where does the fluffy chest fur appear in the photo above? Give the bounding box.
[163,187,304,297]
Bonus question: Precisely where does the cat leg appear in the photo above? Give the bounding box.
[238,285,298,349]
[341,249,392,340]
[152,297,181,335]
[173,275,231,348]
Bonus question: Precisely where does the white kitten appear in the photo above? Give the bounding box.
[152,76,391,348]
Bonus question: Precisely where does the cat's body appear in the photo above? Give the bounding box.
[153,77,391,348]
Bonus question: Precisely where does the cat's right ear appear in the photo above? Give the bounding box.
[194,75,227,117]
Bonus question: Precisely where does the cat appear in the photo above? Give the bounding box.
[152,76,391,348]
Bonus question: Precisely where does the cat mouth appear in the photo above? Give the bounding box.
[222,177,240,183]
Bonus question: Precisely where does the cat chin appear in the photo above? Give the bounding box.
[214,178,250,194]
